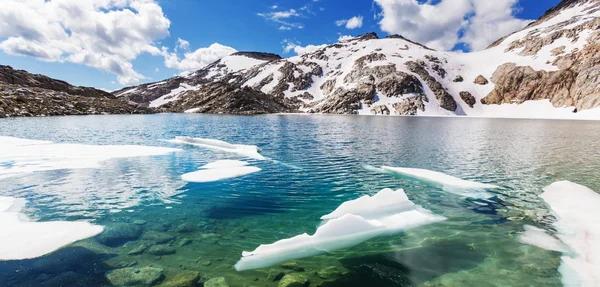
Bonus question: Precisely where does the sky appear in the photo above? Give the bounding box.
[0,0,562,91]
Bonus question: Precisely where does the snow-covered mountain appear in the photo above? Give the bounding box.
[115,0,600,119]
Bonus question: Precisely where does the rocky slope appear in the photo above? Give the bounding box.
[115,0,597,119]
[0,66,150,117]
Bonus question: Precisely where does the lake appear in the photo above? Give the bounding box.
[1,114,599,287]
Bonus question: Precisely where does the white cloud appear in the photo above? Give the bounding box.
[175,38,190,51]
[338,35,355,42]
[336,16,364,29]
[279,26,292,31]
[373,0,531,51]
[162,42,237,72]
[0,0,171,86]
[282,40,326,55]
[155,67,160,73]
[271,5,278,9]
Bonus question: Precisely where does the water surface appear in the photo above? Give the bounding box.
[1,114,599,287]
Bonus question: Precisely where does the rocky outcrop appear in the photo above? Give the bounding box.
[0,66,148,118]
[405,61,456,111]
[474,75,489,85]
[459,91,476,108]
[371,105,390,115]
[392,95,427,115]
[106,267,164,286]
[162,82,294,114]
[231,52,282,61]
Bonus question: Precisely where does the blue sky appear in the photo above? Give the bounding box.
[0,0,561,90]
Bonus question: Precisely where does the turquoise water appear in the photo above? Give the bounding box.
[1,114,599,287]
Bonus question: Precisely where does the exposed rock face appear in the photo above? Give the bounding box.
[392,95,427,115]
[474,75,489,85]
[231,52,282,61]
[371,105,390,115]
[405,61,456,112]
[459,91,476,108]
[0,66,148,118]
[162,82,294,114]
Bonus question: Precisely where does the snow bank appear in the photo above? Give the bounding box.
[181,160,260,183]
[169,136,265,160]
[0,197,103,260]
[540,181,600,287]
[235,188,445,271]
[380,166,498,198]
[0,136,180,179]
[518,225,569,253]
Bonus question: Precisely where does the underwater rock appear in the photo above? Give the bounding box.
[126,242,150,255]
[176,222,197,233]
[133,220,147,225]
[204,277,230,287]
[267,270,286,281]
[160,271,200,287]
[145,245,176,256]
[96,223,143,247]
[201,260,212,266]
[317,266,347,280]
[141,231,175,244]
[278,274,309,287]
[280,262,305,272]
[106,266,164,286]
[176,238,193,247]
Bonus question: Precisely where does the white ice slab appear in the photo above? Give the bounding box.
[181,166,261,183]
[169,136,265,160]
[540,181,600,287]
[518,225,569,253]
[379,166,498,198]
[0,197,103,261]
[235,188,445,271]
[201,160,249,169]
[0,136,180,179]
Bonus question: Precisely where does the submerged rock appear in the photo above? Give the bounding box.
[126,242,150,255]
[175,223,197,233]
[204,277,230,287]
[145,245,176,256]
[106,267,164,286]
[280,262,305,272]
[278,274,309,287]
[141,231,175,244]
[96,224,143,247]
[267,270,286,281]
[160,271,199,287]
[317,266,347,280]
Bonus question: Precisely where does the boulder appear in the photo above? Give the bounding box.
[278,274,309,287]
[160,271,199,287]
[106,267,164,286]
[145,245,176,256]
[453,75,464,82]
[141,231,175,244]
[96,224,143,247]
[370,105,390,115]
[317,266,347,280]
[204,277,230,287]
[459,91,476,108]
[474,75,489,85]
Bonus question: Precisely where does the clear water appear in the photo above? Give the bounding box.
[1,114,599,287]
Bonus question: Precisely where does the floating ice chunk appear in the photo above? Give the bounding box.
[321,188,414,220]
[201,160,249,169]
[540,181,600,287]
[379,166,498,198]
[518,225,569,253]
[0,197,103,261]
[0,136,180,179]
[181,160,260,183]
[235,188,445,271]
[169,136,265,160]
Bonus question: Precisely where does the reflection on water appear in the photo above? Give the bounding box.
[0,114,598,286]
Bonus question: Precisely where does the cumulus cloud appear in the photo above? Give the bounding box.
[282,40,326,55]
[373,0,532,51]
[0,0,171,86]
[336,16,364,29]
[162,42,237,72]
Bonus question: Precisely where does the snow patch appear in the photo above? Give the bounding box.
[149,83,200,108]
[234,188,445,271]
[169,136,265,160]
[0,197,103,260]
[540,181,600,287]
[0,136,180,179]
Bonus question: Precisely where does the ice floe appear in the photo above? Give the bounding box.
[181,160,261,183]
[169,136,265,160]
[518,225,569,253]
[0,136,180,179]
[539,181,600,287]
[0,197,104,260]
[374,166,499,198]
[235,188,445,271]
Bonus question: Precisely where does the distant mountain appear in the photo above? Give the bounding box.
[116,0,600,119]
[0,65,150,117]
